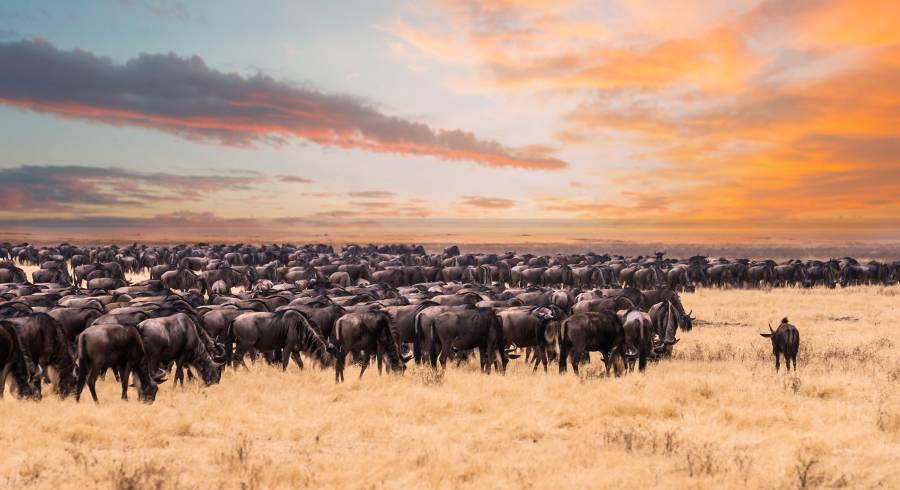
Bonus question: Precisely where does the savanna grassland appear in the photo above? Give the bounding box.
[2,286,899,489]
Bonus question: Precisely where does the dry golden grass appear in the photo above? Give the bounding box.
[2,286,899,489]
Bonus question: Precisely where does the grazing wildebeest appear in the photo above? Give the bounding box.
[617,309,653,372]
[161,268,201,292]
[75,323,163,403]
[496,305,562,372]
[137,313,224,386]
[0,265,28,283]
[760,318,800,372]
[429,307,508,374]
[0,323,41,399]
[333,310,404,382]
[558,310,625,376]
[648,301,683,357]
[230,309,331,371]
[3,313,76,398]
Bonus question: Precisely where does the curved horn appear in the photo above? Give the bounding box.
[152,368,168,383]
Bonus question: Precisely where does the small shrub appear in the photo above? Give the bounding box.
[685,443,721,478]
[109,461,170,490]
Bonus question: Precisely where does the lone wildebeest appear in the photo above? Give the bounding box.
[760,318,800,372]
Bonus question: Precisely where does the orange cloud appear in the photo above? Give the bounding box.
[392,0,900,238]
[459,195,517,209]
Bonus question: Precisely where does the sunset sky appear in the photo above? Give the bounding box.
[1,0,899,243]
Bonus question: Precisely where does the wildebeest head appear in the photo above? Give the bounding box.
[680,310,694,332]
[138,369,165,403]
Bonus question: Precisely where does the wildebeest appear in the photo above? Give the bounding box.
[760,318,800,372]
[0,322,41,399]
[333,310,404,382]
[0,265,28,283]
[3,313,76,398]
[617,309,652,371]
[496,305,561,372]
[429,307,508,374]
[230,309,331,371]
[75,322,163,403]
[161,268,201,292]
[558,310,624,376]
[137,313,224,386]
[648,301,684,357]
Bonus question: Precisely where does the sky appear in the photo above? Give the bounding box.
[1,0,899,244]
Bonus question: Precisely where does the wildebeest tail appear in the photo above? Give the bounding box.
[412,302,437,364]
[412,311,423,364]
[535,316,548,351]
[377,313,403,370]
[223,319,235,366]
[75,331,90,383]
[429,321,439,369]
[333,317,345,358]
[557,318,569,373]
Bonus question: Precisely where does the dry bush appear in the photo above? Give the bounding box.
[109,461,171,490]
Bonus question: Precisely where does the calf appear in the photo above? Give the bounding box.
[760,317,800,372]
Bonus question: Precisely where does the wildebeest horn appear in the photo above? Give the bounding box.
[152,368,168,383]
[212,343,226,360]
[768,322,774,334]
[400,352,413,363]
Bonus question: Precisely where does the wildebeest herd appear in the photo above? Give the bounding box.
[0,241,883,403]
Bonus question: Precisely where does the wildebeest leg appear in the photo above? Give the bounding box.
[291,351,304,371]
[479,345,490,374]
[87,370,100,403]
[774,351,781,372]
[358,352,370,379]
[571,351,580,376]
[120,363,131,400]
[454,352,467,368]
[0,366,8,398]
[281,349,290,371]
[175,360,185,386]
[376,343,383,375]
[75,362,89,402]
[536,346,549,373]
[439,345,449,372]
[335,350,345,383]
[233,344,251,371]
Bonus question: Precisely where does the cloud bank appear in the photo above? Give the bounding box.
[0,40,566,171]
